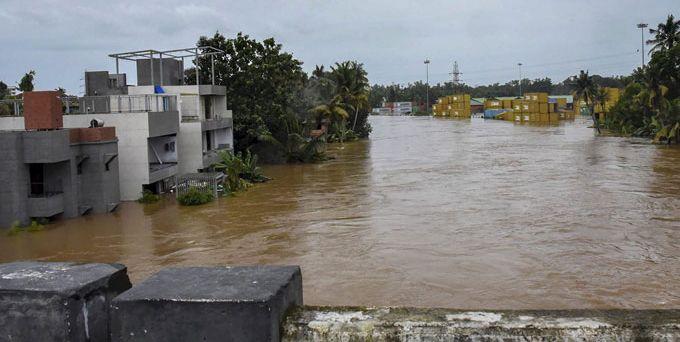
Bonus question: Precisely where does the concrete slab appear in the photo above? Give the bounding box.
[111,265,302,342]
[0,261,132,342]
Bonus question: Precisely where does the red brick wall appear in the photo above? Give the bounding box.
[23,91,63,130]
[69,127,117,143]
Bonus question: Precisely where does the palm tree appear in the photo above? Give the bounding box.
[647,14,680,53]
[572,70,600,133]
[593,87,609,123]
[330,61,370,132]
[310,95,349,129]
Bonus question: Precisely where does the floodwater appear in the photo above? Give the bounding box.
[2,116,680,309]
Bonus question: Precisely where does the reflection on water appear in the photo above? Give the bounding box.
[2,116,680,309]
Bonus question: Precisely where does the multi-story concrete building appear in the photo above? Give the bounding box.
[0,46,234,201]
[0,91,120,228]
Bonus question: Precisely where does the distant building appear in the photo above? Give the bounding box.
[0,91,120,228]
[372,101,415,115]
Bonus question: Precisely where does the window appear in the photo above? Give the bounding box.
[204,96,212,119]
[29,163,44,196]
[205,131,213,151]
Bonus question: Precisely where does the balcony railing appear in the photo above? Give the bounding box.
[0,95,178,116]
[68,95,177,114]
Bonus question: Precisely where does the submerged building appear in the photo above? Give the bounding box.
[0,46,234,201]
[0,91,120,228]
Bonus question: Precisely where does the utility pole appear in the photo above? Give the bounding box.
[424,59,430,114]
[637,23,648,69]
[450,61,462,93]
[518,63,523,97]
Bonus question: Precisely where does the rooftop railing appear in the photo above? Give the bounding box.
[68,95,177,114]
[0,95,178,116]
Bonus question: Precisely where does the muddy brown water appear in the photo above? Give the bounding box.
[2,116,680,309]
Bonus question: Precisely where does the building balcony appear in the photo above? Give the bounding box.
[201,117,232,131]
[149,163,178,184]
[27,193,64,218]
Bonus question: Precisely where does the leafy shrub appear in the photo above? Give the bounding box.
[177,187,214,206]
[240,150,269,183]
[137,189,160,204]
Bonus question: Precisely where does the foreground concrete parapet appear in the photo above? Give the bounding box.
[111,265,303,342]
[283,307,680,341]
[0,261,132,342]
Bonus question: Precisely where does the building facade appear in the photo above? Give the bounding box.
[0,91,120,228]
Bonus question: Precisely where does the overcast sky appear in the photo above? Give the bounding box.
[0,1,677,94]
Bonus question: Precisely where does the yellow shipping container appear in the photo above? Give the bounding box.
[485,99,502,109]
[524,92,549,103]
[502,99,513,109]
[539,103,549,114]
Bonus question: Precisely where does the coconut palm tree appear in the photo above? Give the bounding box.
[572,70,600,133]
[593,87,610,123]
[310,95,349,129]
[331,61,370,132]
[647,14,680,53]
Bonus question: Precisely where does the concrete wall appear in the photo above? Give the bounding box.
[0,130,119,227]
[283,307,680,341]
[76,140,120,214]
[64,114,151,201]
[136,58,184,86]
[177,121,203,174]
[2,262,680,341]
[0,132,29,227]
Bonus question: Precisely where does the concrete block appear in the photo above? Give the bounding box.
[0,261,132,342]
[112,265,303,342]
[23,91,63,130]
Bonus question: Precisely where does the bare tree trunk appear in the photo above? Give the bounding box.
[352,107,359,132]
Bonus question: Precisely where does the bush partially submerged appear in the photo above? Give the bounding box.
[177,187,214,206]
[137,189,160,204]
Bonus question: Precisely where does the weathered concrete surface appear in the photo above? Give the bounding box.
[111,265,302,342]
[283,307,680,341]
[0,261,132,342]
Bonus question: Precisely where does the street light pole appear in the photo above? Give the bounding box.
[424,59,430,114]
[637,23,648,69]
[518,63,523,97]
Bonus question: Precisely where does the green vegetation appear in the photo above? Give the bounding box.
[137,189,160,204]
[603,14,680,144]
[186,32,371,163]
[6,220,45,236]
[369,76,628,111]
[240,150,270,183]
[18,70,35,92]
[213,150,250,193]
[571,70,601,133]
[177,187,214,206]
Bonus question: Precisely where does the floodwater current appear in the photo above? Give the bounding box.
[1,116,680,309]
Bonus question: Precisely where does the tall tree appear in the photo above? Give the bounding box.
[18,70,35,92]
[571,70,600,133]
[186,32,307,152]
[0,81,7,100]
[647,14,680,53]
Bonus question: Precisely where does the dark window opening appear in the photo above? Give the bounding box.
[204,96,212,119]
[29,164,45,196]
[205,131,213,151]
